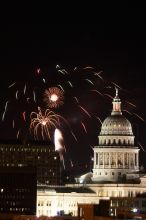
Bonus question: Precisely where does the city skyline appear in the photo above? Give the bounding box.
[0,23,146,172]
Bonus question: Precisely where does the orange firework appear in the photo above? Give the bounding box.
[43,87,64,108]
[30,107,60,140]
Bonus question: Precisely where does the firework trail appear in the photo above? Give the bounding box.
[111,82,122,90]
[90,89,103,97]
[33,91,36,103]
[23,84,27,95]
[8,82,16,88]
[12,120,15,128]
[54,128,64,152]
[133,113,145,122]
[70,131,78,142]
[104,93,113,100]
[16,130,20,139]
[138,142,145,152]
[92,70,103,80]
[95,116,102,125]
[73,96,79,104]
[1,64,145,170]
[81,121,87,133]
[54,128,66,167]
[84,79,94,85]
[22,111,26,121]
[122,109,132,115]
[78,105,92,118]
[126,101,136,108]
[30,107,60,140]
[2,101,9,121]
[70,159,74,167]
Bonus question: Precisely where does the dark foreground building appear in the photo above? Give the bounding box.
[0,167,37,215]
[0,140,62,185]
[78,201,110,220]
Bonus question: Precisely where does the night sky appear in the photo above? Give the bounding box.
[0,22,146,174]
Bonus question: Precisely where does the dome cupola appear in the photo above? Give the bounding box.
[100,88,133,136]
[111,87,122,116]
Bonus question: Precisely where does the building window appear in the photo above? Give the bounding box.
[142,200,146,207]
[134,200,139,208]
[79,208,83,217]
[96,153,98,165]
[112,172,114,175]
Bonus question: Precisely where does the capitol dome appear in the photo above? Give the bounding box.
[100,88,133,136]
[98,88,135,147]
[100,115,133,136]
[92,88,140,183]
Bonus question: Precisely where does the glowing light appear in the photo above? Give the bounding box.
[36,68,41,74]
[50,94,58,102]
[2,64,145,173]
[54,128,64,152]
[54,128,65,168]
[44,87,64,108]
[131,208,138,213]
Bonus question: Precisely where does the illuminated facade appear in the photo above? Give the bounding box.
[92,88,140,182]
[36,89,146,217]
[36,177,146,216]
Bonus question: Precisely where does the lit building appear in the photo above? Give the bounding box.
[92,88,140,182]
[36,89,146,217]
[110,195,146,218]
[0,141,62,185]
[78,201,110,220]
[0,167,36,215]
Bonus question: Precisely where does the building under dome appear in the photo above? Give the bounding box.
[92,88,140,182]
[36,89,146,217]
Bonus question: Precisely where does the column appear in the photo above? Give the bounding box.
[127,153,128,168]
[109,152,111,168]
[116,152,118,168]
[135,153,137,167]
[133,153,135,168]
[99,153,101,167]
[94,151,96,168]
[103,152,105,168]
[137,153,139,168]
[96,153,99,167]
[129,153,131,168]
[123,152,125,168]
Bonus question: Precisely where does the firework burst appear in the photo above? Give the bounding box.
[43,87,64,108]
[30,107,60,140]
[1,64,145,171]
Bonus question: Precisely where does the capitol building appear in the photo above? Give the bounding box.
[36,89,146,217]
